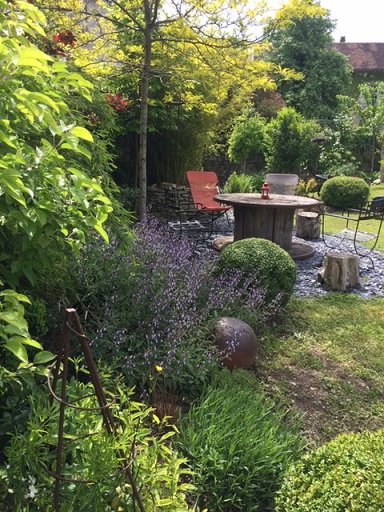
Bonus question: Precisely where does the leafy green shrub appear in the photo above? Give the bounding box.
[264,107,320,174]
[275,429,384,512]
[296,178,318,196]
[177,369,305,511]
[320,176,369,209]
[23,298,48,339]
[222,172,254,193]
[249,173,266,192]
[0,373,193,511]
[0,0,114,289]
[227,111,266,165]
[215,238,296,306]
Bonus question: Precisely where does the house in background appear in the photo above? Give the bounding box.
[332,38,384,92]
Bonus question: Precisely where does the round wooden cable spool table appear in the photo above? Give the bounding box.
[213,193,323,260]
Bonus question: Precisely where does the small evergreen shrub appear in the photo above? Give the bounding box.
[249,173,266,192]
[275,429,384,512]
[178,369,305,512]
[320,176,369,209]
[215,238,296,306]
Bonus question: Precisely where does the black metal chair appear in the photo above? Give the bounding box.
[315,174,329,193]
[321,196,384,266]
[163,185,202,235]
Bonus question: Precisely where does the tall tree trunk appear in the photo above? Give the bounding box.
[137,26,152,220]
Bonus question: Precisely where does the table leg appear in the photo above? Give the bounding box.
[233,206,295,250]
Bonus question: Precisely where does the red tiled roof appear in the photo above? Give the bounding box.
[332,42,384,72]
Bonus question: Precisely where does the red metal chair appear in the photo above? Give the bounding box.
[186,171,232,235]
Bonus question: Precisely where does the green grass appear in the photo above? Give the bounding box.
[252,185,384,447]
[255,294,384,447]
[321,184,384,253]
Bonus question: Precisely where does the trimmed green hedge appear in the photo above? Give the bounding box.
[320,176,369,209]
[275,429,384,512]
[215,238,296,306]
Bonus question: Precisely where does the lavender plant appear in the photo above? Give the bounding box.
[73,217,280,398]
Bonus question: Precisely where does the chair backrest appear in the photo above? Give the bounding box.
[265,173,299,195]
[186,171,221,209]
[369,196,384,216]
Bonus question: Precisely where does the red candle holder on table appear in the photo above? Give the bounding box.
[261,182,270,199]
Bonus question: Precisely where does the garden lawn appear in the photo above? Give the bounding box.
[321,184,384,252]
[254,294,384,447]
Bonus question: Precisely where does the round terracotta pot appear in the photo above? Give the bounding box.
[214,317,257,369]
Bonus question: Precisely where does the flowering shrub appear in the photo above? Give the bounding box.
[52,29,76,47]
[43,29,76,57]
[105,92,130,112]
[74,217,279,399]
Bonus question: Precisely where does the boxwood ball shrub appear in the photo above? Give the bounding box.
[215,238,296,306]
[320,176,369,209]
[275,429,384,512]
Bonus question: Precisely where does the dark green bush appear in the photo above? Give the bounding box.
[178,369,305,512]
[275,429,384,512]
[215,238,296,306]
[23,298,48,339]
[320,176,369,209]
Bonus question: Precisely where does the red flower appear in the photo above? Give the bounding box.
[53,30,76,48]
[105,93,130,112]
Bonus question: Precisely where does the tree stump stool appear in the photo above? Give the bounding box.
[319,252,360,291]
[296,211,320,239]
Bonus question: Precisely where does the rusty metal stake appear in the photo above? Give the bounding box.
[50,308,145,512]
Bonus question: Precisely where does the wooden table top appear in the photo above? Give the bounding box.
[215,193,322,209]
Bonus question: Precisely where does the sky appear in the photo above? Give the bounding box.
[320,0,384,43]
[266,0,384,43]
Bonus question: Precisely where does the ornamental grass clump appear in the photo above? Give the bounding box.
[177,369,305,512]
[73,217,279,399]
[215,238,296,306]
[275,429,384,512]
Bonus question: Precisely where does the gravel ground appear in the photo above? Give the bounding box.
[184,212,384,299]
